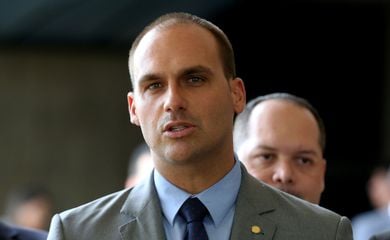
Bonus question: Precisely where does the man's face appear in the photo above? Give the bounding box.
[237,100,326,204]
[128,24,245,166]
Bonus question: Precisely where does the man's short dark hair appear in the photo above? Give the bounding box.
[128,12,236,88]
[233,92,326,153]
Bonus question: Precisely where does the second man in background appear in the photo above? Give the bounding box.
[234,92,326,204]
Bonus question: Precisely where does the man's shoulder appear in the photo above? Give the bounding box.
[48,182,163,240]
[259,180,344,219]
[59,188,131,221]
[0,222,47,240]
[233,172,353,239]
[370,230,390,240]
[240,173,351,229]
[352,208,390,240]
[48,188,134,239]
[14,227,48,240]
[352,208,388,224]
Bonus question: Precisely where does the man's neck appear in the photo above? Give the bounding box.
[154,152,235,194]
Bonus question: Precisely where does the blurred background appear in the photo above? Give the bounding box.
[0,0,388,225]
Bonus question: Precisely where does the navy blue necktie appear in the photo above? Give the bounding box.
[179,197,209,240]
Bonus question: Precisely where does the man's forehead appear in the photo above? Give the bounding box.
[132,26,220,83]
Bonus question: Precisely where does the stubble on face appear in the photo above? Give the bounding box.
[130,24,241,171]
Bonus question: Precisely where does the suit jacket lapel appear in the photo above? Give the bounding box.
[230,164,277,240]
[118,164,278,240]
[119,171,166,240]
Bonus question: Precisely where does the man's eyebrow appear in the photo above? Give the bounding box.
[179,65,213,76]
[295,150,318,156]
[255,145,277,151]
[137,73,162,86]
[136,65,213,87]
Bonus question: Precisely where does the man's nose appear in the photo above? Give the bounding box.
[163,83,187,112]
[272,160,295,184]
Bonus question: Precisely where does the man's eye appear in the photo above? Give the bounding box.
[147,82,162,90]
[297,157,313,165]
[252,153,274,163]
[187,76,204,85]
[259,154,274,161]
[250,153,274,166]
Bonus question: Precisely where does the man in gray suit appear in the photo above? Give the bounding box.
[47,12,353,240]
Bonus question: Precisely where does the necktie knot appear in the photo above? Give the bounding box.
[179,197,209,240]
[179,197,208,223]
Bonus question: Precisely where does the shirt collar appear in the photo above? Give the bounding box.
[154,160,241,227]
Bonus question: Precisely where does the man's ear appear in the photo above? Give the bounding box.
[127,92,140,126]
[230,77,246,114]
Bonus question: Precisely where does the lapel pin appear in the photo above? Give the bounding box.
[251,225,264,235]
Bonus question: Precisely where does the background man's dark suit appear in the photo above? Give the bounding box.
[0,222,47,240]
[371,231,390,240]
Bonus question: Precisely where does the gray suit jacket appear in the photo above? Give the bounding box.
[47,165,352,240]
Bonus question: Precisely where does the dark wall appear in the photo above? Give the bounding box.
[0,48,144,212]
[214,1,386,218]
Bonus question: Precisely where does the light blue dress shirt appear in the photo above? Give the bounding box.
[352,205,390,240]
[154,160,241,240]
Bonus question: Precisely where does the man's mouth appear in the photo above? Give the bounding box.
[169,125,188,132]
[163,121,196,138]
